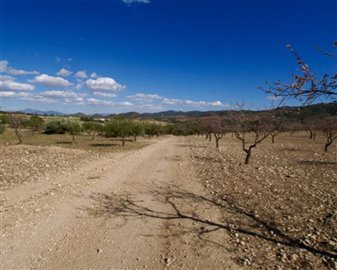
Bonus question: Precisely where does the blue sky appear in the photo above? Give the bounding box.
[0,0,336,114]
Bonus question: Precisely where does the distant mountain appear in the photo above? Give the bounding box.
[12,102,337,120]
[19,108,65,115]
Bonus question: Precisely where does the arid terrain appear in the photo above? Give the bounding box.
[1,134,336,270]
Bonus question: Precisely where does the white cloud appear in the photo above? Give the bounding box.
[267,95,282,101]
[90,72,98,78]
[0,60,9,72]
[39,90,80,98]
[0,91,55,103]
[75,70,88,79]
[0,75,15,82]
[126,92,226,108]
[6,67,39,76]
[86,98,114,107]
[94,92,117,98]
[86,77,125,92]
[122,0,150,4]
[56,68,72,77]
[0,60,39,75]
[162,97,180,105]
[119,101,133,106]
[0,91,18,97]
[140,104,163,111]
[0,79,35,91]
[31,74,72,87]
[127,93,162,101]
[210,101,224,107]
[184,100,225,107]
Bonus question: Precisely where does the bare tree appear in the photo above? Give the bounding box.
[319,118,337,152]
[8,114,28,144]
[199,117,212,142]
[229,112,269,164]
[267,115,285,144]
[207,115,225,148]
[303,118,320,141]
[261,43,337,104]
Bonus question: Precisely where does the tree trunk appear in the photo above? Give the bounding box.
[72,134,75,143]
[325,140,332,152]
[122,137,125,146]
[134,134,137,142]
[209,133,212,142]
[309,130,313,139]
[205,133,209,140]
[215,137,219,148]
[14,128,22,144]
[271,135,275,144]
[244,149,251,164]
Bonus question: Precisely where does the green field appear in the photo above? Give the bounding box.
[0,128,150,153]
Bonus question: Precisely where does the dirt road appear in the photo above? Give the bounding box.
[1,137,239,270]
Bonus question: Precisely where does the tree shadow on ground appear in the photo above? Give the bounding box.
[174,144,208,148]
[85,185,337,261]
[90,143,120,147]
[56,141,73,145]
[298,160,337,165]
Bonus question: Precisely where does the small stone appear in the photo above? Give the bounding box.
[290,254,299,261]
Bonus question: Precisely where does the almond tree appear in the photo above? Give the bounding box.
[261,43,336,104]
[199,117,213,142]
[267,116,284,144]
[319,117,337,152]
[207,115,225,148]
[303,118,320,141]
[230,113,270,164]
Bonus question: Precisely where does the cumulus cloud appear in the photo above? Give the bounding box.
[0,91,55,103]
[0,91,21,97]
[90,72,98,78]
[0,60,39,75]
[127,92,225,108]
[31,74,72,87]
[94,92,117,98]
[0,75,15,82]
[39,90,81,98]
[86,77,125,92]
[122,0,150,4]
[85,98,114,107]
[6,67,39,76]
[127,93,162,101]
[162,97,180,105]
[75,70,88,79]
[56,68,72,77]
[0,60,9,72]
[0,77,35,91]
[119,101,133,106]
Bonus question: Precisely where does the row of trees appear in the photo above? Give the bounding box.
[196,113,337,164]
[0,114,176,146]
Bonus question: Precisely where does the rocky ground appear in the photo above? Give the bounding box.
[1,134,336,270]
[0,144,97,191]
[189,133,337,269]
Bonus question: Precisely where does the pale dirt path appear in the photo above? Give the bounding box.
[1,136,240,270]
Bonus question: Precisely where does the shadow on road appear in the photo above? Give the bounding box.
[85,185,337,261]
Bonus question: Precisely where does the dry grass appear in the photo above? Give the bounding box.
[0,128,150,153]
